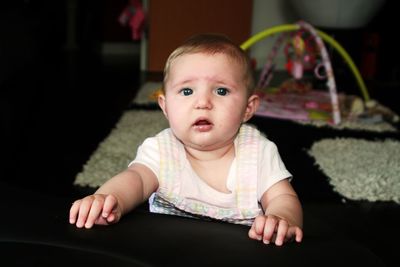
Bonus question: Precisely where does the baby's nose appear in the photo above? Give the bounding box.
[195,92,213,109]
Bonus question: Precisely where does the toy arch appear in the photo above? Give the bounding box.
[241,24,370,102]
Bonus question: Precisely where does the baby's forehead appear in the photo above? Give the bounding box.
[171,52,245,71]
[181,51,238,60]
[164,50,251,91]
[172,53,243,73]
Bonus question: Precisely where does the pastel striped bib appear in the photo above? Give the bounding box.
[149,124,262,225]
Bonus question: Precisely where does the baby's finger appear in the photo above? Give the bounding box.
[76,196,94,228]
[294,227,303,243]
[105,212,119,224]
[248,223,261,241]
[248,216,266,241]
[102,194,118,219]
[263,215,278,244]
[84,197,104,228]
[69,201,80,224]
[254,215,267,235]
[248,228,260,240]
[285,226,303,243]
[69,200,81,224]
[274,220,289,246]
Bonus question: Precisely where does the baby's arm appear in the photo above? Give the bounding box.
[69,163,158,228]
[248,179,303,246]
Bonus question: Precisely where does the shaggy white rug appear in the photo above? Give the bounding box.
[308,138,400,203]
[74,110,168,187]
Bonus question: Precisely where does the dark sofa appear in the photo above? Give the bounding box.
[0,181,388,267]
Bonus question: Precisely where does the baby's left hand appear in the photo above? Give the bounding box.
[248,214,303,246]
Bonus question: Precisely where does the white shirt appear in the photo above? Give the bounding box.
[130,130,292,209]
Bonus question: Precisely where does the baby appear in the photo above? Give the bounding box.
[70,33,303,246]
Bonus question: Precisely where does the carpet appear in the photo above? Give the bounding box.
[75,82,165,188]
[74,110,168,187]
[308,138,400,203]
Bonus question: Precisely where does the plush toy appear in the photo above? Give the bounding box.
[284,30,319,80]
[365,100,399,123]
[118,0,145,40]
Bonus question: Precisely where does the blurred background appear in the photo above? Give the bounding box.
[1,0,398,195]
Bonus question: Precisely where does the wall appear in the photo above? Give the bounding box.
[140,0,395,82]
[249,0,297,70]
[140,0,297,71]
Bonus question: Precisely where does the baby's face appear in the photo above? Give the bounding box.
[159,52,251,151]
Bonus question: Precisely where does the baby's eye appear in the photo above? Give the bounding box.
[180,88,193,96]
[215,87,229,96]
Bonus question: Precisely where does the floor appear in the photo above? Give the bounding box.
[2,50,400,266]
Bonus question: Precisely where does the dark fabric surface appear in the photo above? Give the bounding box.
[0,182,387,267]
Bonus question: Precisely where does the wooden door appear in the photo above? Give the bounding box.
[147,0,253,72]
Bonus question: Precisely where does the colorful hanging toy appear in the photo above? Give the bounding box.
[285,29,317,80]
[241,21,372,125]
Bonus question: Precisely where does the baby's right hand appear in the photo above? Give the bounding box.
[69,194,122,229]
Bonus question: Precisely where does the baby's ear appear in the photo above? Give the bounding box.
[243,94,260,122]
[158,94,168,119]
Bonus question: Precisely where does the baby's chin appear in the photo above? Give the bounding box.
[182,137,235,153]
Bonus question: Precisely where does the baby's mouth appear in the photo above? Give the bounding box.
[194,119,211,126]
[193,118,213,131]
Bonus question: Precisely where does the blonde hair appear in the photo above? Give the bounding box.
[162,33,255,96]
